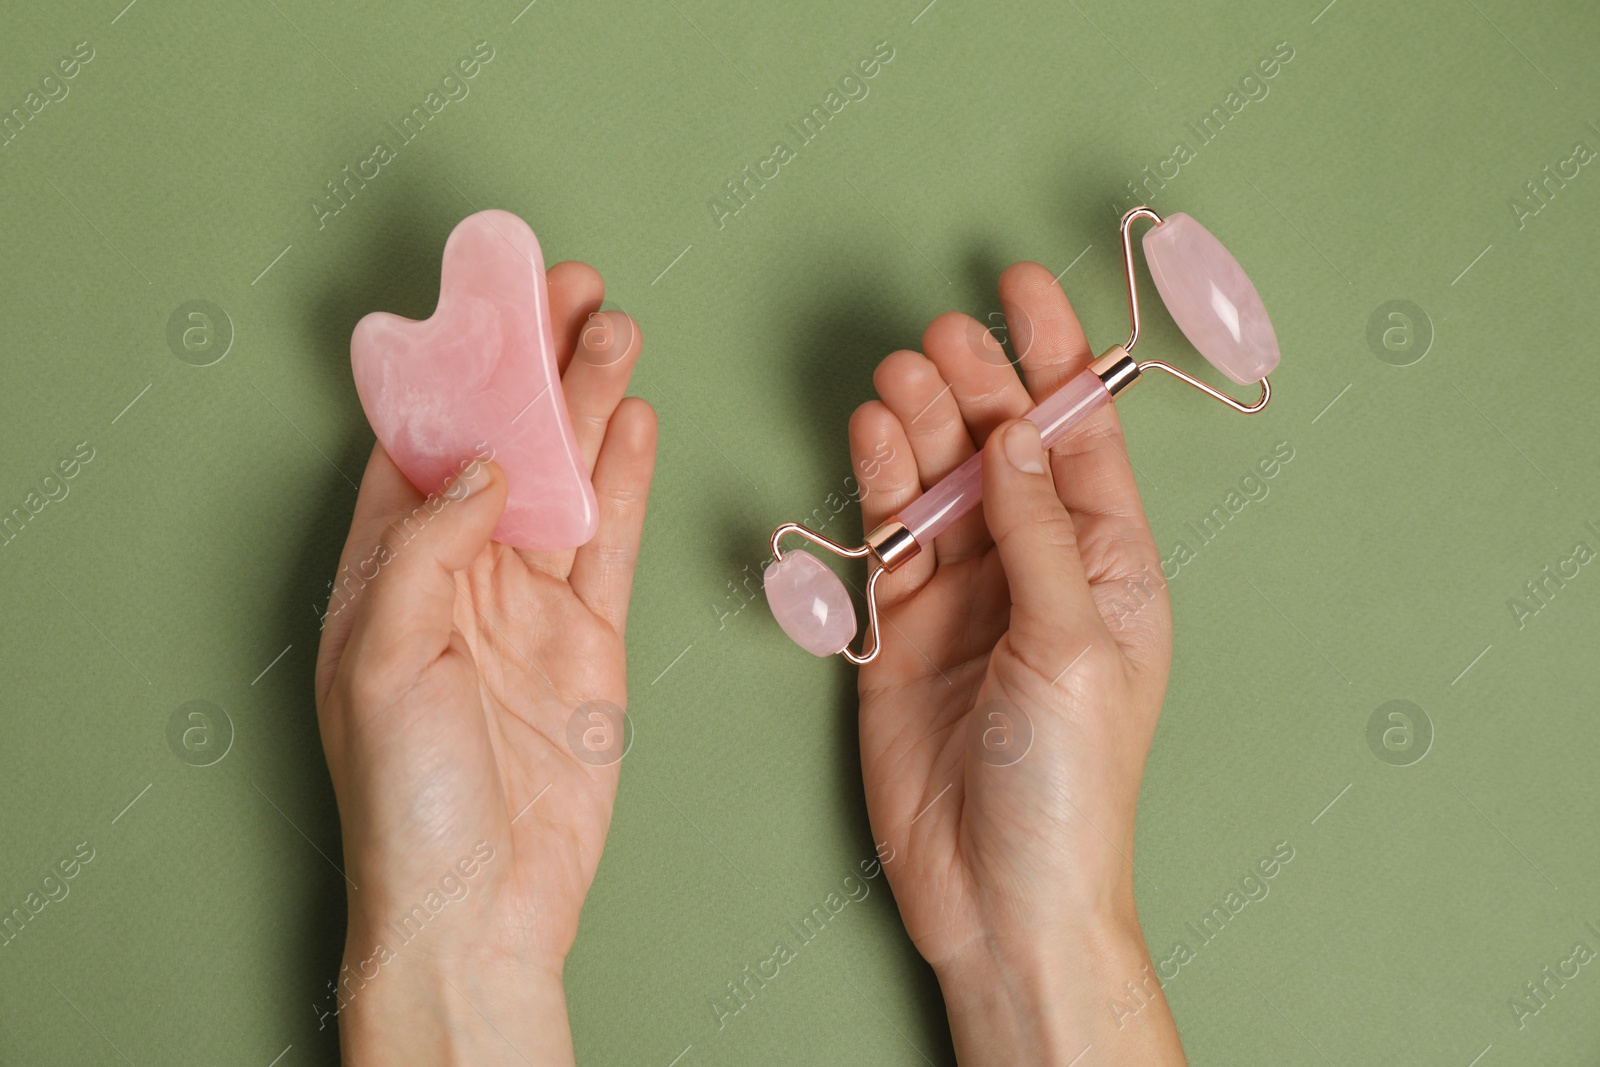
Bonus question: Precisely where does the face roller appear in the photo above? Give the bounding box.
[764,207,1281,663]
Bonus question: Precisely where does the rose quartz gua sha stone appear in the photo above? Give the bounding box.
[351,210,597,551]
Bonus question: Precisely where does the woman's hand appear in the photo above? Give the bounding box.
[849,263,1185,1064]
[313,261,656,1065]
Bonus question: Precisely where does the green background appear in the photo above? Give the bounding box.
[3,0,1598,1062]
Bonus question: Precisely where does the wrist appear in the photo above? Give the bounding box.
[334,936,571,1066]
[933,909,1184,1066]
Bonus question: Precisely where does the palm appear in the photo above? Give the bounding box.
[859,553,1005,957]
[863,547,1140,956]
[424,543,630,957]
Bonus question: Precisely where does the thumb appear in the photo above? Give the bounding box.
[981,420,1103,662]
[341,458,507,680]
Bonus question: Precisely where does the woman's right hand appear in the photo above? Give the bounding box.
[849,262,1186,1064]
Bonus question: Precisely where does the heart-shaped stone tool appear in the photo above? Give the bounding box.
[351,210,597,551]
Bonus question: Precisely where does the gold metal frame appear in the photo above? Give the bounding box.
[769,205,1274,664]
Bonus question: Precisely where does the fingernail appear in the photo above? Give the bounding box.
[577,310,634,368]
[1003,420,1046,474]
[447,458,492,500]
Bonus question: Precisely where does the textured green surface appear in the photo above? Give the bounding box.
[3,0,1599,1063]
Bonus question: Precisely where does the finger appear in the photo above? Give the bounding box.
[872,346,992,564]
[920,311,1034,446]
[872,349,972,485]
[547,261,605,374]
[980,420,1104,671]
[998,261,1094,401]
[999,263,1164,619]
[561,310,644,472]
[338,458,508,694]
[848,401,934,603]
[1040,401,1168,663]
[569,397,658,631]
[315,444,428,708]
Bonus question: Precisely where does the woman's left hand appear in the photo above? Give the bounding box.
[313,261,656,1066]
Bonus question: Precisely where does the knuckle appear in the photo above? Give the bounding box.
[997,508,1077,554]
[598,479,647,518]
[573,410,610,437]
[1023,500,1076,539]
[593,541,635,575]
[1083,531,1161,583]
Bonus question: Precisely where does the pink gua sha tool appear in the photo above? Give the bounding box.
[765,207,1280,662]
[350,210,597,551]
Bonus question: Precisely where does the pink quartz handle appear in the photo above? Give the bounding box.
[896,368,1110,544]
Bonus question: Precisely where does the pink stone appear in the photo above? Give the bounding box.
[1142,213,1280,385]
[351,210,596,550]
[764,551,857,657]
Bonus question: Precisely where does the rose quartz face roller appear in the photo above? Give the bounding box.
[351,210,597,551]
[765,207,1280,662]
